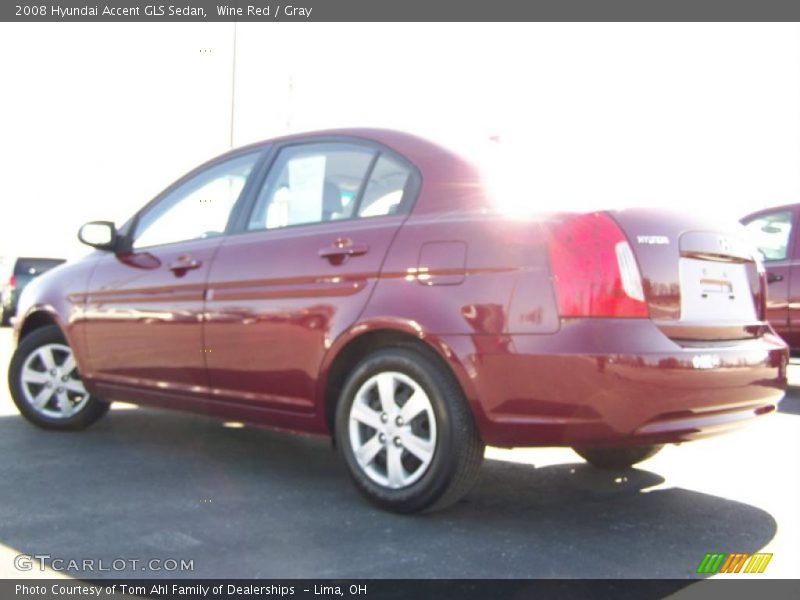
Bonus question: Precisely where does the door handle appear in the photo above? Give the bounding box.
[319,241,369,264]
[767,272,784,284]
[168,257,202,276]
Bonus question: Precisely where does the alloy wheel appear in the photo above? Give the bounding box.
[348,371,438,489]
[19,343,90,419]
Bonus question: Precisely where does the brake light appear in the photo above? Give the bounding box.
[548,212,648,318]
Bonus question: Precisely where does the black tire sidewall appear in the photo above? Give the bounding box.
[335,347,466,513]
[8,325,109,430]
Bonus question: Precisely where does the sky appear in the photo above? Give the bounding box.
[1,22,799,261]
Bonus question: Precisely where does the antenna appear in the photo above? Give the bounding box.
[229,21,238,148]
[287,74,294,133]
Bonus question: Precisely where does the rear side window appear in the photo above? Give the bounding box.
[743,210,793,261]
[248,143,375,231]
[15,258,65,276]
[358,155,412,218]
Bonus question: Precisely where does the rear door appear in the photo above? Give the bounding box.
[742,207,796,342]
[204,140,419,413]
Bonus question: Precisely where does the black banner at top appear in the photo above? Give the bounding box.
[4,0,800,22]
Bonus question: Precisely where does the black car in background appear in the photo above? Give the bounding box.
[1,257,66,326]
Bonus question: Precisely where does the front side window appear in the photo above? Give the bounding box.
[743,210,793,261]
[133,152,260,249]
[247,143,375,231]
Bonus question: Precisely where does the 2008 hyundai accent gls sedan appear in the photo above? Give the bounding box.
[8,129,788,512]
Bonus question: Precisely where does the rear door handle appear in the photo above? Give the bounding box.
[767,272,784,284]
[319,241,369,263]
[168,257,202,276]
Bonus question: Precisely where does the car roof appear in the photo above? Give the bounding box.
[741,203,798,222]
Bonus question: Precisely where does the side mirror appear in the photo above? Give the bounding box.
[78,221,118,251]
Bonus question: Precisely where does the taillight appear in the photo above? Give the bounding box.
[7,275,15,289]
[548,212,648,318]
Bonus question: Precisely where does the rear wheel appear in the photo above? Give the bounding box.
[335,346,484,513]
[8,325,110,430]
[573,444,663,469]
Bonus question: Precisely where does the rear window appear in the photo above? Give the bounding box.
[14,258,65,276]
[743,211,793,261]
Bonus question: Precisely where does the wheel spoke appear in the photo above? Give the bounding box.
[37,347,56,371]
[32,386,54,410]
[401,431,434,464]
[22,367,49,385]
[55,391,73,417]
[386,444,405,487]
[400,391,428,423]
[376,373,397,414]
[64,378,86,395]
[355,434,383,467]
[350,401,382,430]
[60,354,77,376]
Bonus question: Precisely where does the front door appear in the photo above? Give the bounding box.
[81,150,262,397]
[204,141,419,413]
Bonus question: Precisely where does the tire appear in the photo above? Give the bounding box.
[335,346,484,513]
[8,325,110,430]
[573,444,663,469]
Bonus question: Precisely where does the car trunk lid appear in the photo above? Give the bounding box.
[608,209,765,342]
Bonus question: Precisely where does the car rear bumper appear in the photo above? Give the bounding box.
[441,319,788,448]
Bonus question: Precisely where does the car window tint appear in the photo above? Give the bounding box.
[248,144,375,231]
[14,258,65,275]
[133,152,259,249]
[743,210,793,261]
[358,155,412,218]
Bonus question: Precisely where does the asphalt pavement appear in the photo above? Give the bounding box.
[0,327,798,580]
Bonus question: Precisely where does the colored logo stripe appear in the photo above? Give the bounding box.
[696,553,772,574]
[697,553,726,574]
[745,553,772,573]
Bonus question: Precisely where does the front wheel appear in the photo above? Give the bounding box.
[8,325,110,430]
[573,444,663,469]
[335,346,484,513]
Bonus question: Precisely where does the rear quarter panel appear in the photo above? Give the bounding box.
[353,212,560,425]
[363,213,558,336]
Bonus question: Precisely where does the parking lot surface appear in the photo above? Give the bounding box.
[0,328,798,580]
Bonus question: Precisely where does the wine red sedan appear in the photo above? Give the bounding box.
[8,129,787,512]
